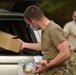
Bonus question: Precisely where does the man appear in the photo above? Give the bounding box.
[63,10,76,51]
[63,10,76,75]
[19,5,71,75]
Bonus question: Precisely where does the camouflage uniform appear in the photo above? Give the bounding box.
[45,66,70,75]
[70,51,76,75]
[63,21,76,75]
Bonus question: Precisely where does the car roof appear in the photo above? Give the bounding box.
[0,0,42,20]
[0,10,23,20]
[0,0,42,12]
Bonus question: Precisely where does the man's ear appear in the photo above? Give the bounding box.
[32,19,36,23]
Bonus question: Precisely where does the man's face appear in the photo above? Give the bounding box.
[72,11,76,22]
[24,18,41,30]
[24,18,40,28]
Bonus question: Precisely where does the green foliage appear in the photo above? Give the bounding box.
[39,0,76,27]
[39,0,67,13]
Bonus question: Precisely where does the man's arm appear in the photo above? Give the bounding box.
[21,42,42,51]
[64,32,76,51]
[47,40,71,68]
[18,39,43,51]
[64,32,68,38]
[34,40,71,74]
[63,23,71,38]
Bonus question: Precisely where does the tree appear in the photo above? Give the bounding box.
[39,0,76,28]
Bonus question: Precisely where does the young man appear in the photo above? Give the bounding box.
[63,10,76,75]
[19,5,71,75]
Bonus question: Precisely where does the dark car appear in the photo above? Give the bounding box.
[0,1,42,75]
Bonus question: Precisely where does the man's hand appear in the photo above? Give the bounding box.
[34,65,45,74]
[17,39,42,51]
[17,38,26,50]
[34,63,48,74]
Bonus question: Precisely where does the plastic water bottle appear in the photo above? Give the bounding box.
[18,60,25,75]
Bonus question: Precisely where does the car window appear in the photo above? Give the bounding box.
[0,20,42,56]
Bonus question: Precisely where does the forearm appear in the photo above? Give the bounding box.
[64,32,68,38]
[23,42,43,51]
[47,51,70,69]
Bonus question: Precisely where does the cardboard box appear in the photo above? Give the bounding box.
[0,31,22,53]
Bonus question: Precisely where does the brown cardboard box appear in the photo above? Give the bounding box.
[0,31,22,53]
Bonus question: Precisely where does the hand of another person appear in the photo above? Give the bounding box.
[70,46,76,51]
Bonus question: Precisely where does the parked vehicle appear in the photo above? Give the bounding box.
[0,1,42,75]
